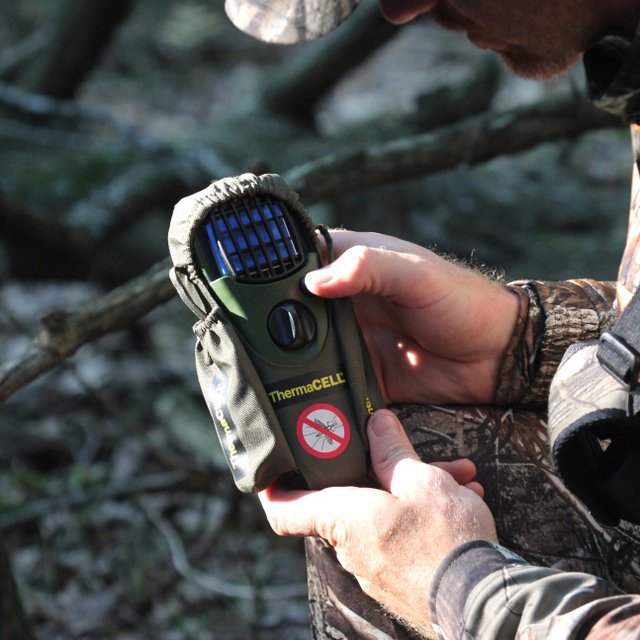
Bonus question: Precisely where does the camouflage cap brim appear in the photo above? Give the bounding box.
[224,0,361,44]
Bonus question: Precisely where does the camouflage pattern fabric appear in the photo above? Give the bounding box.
[304,277,640,639]
[306,404,640,639]
[496,279,618,407]
[224,0,360,44]
[433,544,633,640]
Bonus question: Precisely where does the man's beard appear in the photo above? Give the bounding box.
[498,48,580,80]
[428,6,580,80]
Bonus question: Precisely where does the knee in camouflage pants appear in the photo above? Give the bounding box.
[305,404,640,639]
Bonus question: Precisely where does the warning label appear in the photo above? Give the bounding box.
[296,403,350,459]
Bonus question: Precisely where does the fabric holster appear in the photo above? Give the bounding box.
[167,173,383,493]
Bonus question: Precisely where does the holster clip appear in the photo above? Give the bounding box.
[597,331,640,392]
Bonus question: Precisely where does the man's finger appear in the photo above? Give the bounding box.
[304,244,436,305]
[328,229,424,258]
[432,459,477,485]
[367,409,425,496]
[258,484,365,541]
[464,481,485,498]
[258,486,321,537]
[432,460,485,497]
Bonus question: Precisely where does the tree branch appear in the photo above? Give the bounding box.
[0,258,175,402]
[285,89,622,203]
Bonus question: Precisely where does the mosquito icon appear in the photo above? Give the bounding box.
[298,405,350,459]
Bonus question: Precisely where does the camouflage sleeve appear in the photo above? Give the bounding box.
[495,279,617,407]
[429,540,639,640]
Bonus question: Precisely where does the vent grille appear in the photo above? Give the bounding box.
[197,195,304,283]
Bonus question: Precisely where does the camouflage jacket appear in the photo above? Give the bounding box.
[430,23,640,640]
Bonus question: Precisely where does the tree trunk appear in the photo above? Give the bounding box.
[260,1,399,122]
[18,0,135,99]
[0,536,34,640]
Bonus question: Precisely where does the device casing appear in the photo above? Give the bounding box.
[168,173,384,492]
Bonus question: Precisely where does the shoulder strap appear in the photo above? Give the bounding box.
[597,132,640,395]
[597,287,640,394]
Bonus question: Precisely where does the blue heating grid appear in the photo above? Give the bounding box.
[204,197,302,281]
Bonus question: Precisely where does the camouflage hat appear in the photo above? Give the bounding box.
[225,0,360,44]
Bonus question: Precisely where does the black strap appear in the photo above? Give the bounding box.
[586,286,640,524]
[597,129,640,392]
[598,286,640,394]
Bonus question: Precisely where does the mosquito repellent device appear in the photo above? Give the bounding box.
[169,174,384,491]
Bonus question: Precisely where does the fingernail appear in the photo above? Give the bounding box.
[368,410,401,439]
[304,268,333,289]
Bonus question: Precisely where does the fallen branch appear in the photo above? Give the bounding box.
[285,89,622,203]
[0,257,175,402]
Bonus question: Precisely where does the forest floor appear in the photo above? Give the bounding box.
[1,285,311,640]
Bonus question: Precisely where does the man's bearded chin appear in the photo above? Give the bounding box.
[427,7,581,81]
[498,48,581,80]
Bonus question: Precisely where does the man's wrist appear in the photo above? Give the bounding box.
[494,285,536,406]
[495,280,617,407]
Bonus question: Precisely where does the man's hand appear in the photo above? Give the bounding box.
[306,230,520,404]
[259,410,497,636]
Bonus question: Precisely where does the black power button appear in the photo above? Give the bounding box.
[268,301,316,350]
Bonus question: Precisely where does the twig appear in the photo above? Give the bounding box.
[0,257,175,402]
[0,28,51,80]
[0,470,195,532]
[0,80,161,150]
[140,503,307,601]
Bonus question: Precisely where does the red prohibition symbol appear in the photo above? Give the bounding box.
[296,403,351,459]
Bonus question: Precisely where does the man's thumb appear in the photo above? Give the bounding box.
[367,410,422,494]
